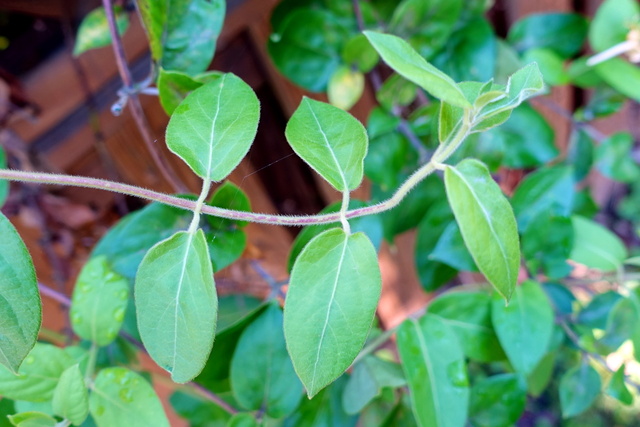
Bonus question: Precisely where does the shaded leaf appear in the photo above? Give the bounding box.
[508,13,588,58]
[570,215,628,272]
[284,228,381,397]
[595,132,640,183]
[469,374,527,427]
[282,377,356,427]
[342,356,406,414]
[157,69,222,115]
[170,390,232,427]
[559,362,601,418]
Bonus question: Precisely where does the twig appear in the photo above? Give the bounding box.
[102,0,187,193]
[37,281,239,415]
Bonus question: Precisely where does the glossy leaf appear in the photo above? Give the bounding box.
[0,146,7,207]
[285,97,368,192]
[363,31,470,108]
[138,0,225,74]
[0,212,41,373]
[268,9,347,92]
[282,377,356,427]
[73,6,129,56]
[166,73,260,182]
[469,374,527,427]
[595,132,640,183]
[0,343,74,401]
[511,165,575,231]
[284,228,381,398]
[157,69,222,115]
[89,368,169,427]
[342,356,406,414]
[492,281,554,375]
[606,365,634,405]
[70,256,129,346]
[135,230,217,383]
[559,362,601,418]
[52,364,89,425]
[7,412,56,427]
[508,13,588,58]
[328,66,364,111]
[397,314,469,427]
[444,159,520,301]
[427,291,504,362]
[570,215,628,272]
[230,303,302,418]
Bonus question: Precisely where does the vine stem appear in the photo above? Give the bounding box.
[188,178,212,234]
[102,0,187,193]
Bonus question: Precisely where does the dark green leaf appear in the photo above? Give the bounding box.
[397,314,469,427]
[0,213,41,373]
[166,74,260,182]
[508,12,588,58]
[89,368,169,426]
[282,377,356,427]
[570,215,628,271]
[0,343,74,401]
[376,74,417,111]
[227,413,258,427]
[363,31,470,108]
[285,98,368,192]
[138,0,225,74]
[522,215,574,279]
[595,132,640,183]
[73,6,129,56]
[430,222,478,272]
[157,69,222,115]
[559,362,601,418]
[342,356,406,414]
[575,85,625,120]
[365,132,409,191]
[577,291,623,329]
[527,352,556,397]
[52,364,89,425]
[170,390,232,427]
[70,256,129,346]
[388,0,462,59]
[469,374,526,427]
[567,130,594,181]
[268,9,347,92]
[606,365,634,405]
[492,281,554,375]
[445,159,520,301]
[207,181,251,230]
[136,230,217,383]
[230,303,302,418]
[427,291,504,362]
[341,34,378,72]
[511,165,575,231]
[0,147,8,207]
[284,228,381,397]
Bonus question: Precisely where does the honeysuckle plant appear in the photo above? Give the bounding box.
[1,0,640,426]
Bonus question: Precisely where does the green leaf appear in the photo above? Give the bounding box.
[268,9,348,92]
[521,215,574,279]
[589,0,639,53]
[377,74,417,111]
[567,130,594,181]
[469,374,527,427]
[52,364,89,425]
[342,356,406,414]
[594,58,640,102]
[444,159,520,301]
[0,343,74,401]
[288,200,383,272]
[522,48,570,86]
[597,297,640,353]
[170,390,232,426]
[7,412,56,427]
[282,376,357,427]
[135,230,217,383]
[207,181,252,229]
[73,6,129,56]
[284,228,381,398]
[508,13,588,58]
[231,303,302,418]
[89,368,169,427]
[227,413,258,427]
[570,215,628,272]
[430,222,478,272]
[397,314,469,427]
[478,103,557,169]
[511,165,575,231]
[577,291,623,329]
[328,66,364,111]
[70,256,129,347]
[0,146,8,208]
[363,31,470,108]
[606,365,634,405]
[389,0,462,59]
[427,291,504,362]
[478,63,545,119]
[527,352,556,397]
[595,132,640,183]
[158,69,222,115]
[137,0,225,74]
[491,281,554,375]
[285,97,368,192]
[166,73,260,182]
[559,362,601,418]
[0,213,41,373]
[342,34,378,73]
[432,17,497,82]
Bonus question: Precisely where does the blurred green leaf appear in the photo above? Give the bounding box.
[74,6,129,56]
[430,221,478,272]
[342,34,378,72]
[606,365,634,405]
[508,12,588,58]
[570,215,628,272]
[577,291,623,329]
[342,356,406,414]
[328,66,364,110]
[157,69,222,116]
[52,364,88,425]
[589,0,638,53]
[595,132,640,183]
[559,361,601,418]
[522,48,569,86]
[522,214,574,279]
[469,374,527,427]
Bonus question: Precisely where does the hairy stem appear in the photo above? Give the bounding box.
[188,178,212,234]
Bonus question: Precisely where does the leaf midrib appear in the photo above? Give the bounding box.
[172,233,194,373]
[412,319,441,426]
